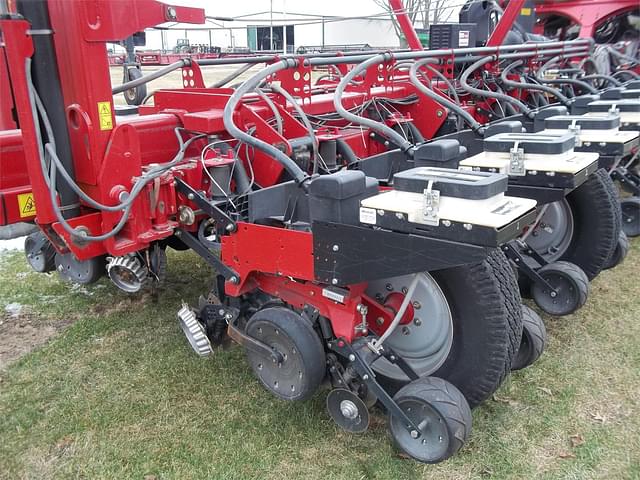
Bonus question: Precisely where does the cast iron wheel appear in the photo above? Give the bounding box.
[560,170,619,279]
[531,261,589,316]
[620,197,640,237]
[24,231,56,273]
[244,307,325,401]
[389,376,471,464]
[511,305,547,371]
[368,249,517,408]
[123,67,147,106]
[604,231,630,270]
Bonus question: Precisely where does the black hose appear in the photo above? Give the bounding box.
[335,138,359,165]
[333,53,412,152]
[500,60,571,106]
[409,58,483,133]
[210,62,255,88]
[112,59,190,94]
[222,59,307,186]
[536,55,599,94]
[459,55,533,118]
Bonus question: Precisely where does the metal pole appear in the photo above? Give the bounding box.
[269,0,274,51]
[322,16,325,48]
[282,0,287,54]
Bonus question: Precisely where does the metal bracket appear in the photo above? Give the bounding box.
[175,177,236,232]
[227,314,284,364]
[422,179,440,226]
[501,241,557,293]
[329,338,422,435]
[175,229,239,282]
[508,141,526,176]
[568,120,582,147]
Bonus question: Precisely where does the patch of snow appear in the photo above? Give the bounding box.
[0,237,26,252]
[4,302,23,317]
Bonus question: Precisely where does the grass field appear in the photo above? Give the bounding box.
[0,238,638,480]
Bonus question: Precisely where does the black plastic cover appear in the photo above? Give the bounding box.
[622,89,640,100]
[532,106,570,132]
[484,132,575,154]
[600,88,624,100]
[588,99,640,113]
[570,94,601,114]
[484,121,524,137]
[544,113,620,130]
[413,139,467,169]
[309,170,366,199]
[393,166,508,200]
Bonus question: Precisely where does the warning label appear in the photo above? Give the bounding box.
[17,192,36,218]
[98,101,113,131]
[458,31,470,47]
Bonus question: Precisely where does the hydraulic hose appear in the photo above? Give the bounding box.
[459,55,533,118]
[255,88,283,135]
[500,60,571,106]
[612,69,640,80]
[223,59,308,185]
[210,62,255,88]
[333,53,413,152]
[580,74,622,87]
[409,58,483,133]
[536,55,599,94]
[268,82,319,174]
[112,59,190,95]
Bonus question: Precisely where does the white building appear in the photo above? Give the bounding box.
[140,1,401,53]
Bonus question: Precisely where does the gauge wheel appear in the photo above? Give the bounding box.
[531,261,589,316]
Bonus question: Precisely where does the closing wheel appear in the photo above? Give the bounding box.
[620,197,640,237]
[367,249,520,408]
[389,377,471,464]
[531,261,589,316]
[511,305,547,371]
[604,231,630,270]
[245,307,325,401]
[24,231,56,273]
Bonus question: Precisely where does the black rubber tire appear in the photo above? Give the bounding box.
[605,231,630,270]
[531,261,589,316]
[24,231,56,273]
[620,197,640,237]
[123,67,147,106]
[561,169,619,280]
[245,307,325,401]
[425,249,515,408]
[485,248,523,384]
[511,305,547,371]
[599,169,623,267]
[389,376,471,464]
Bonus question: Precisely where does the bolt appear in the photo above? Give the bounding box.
[230,276,239,284]
[414,318,422,326]
[348,354,356,362]
[225,223,236,232]
[187,193,195,200]
[402,326,410,335]
[385,283,393,291]
[376,317,384,326]
[389,355,396,361]
[401,286,408,294]
[436,110,443,117]
[550,291,557,298]
[332,244,339,252]
[412,301,421,309]
[463,223,473,231]
[410,430,419,438]
[218,308,225,315]
[332,278,338,285]
[362,374,369,380]
[442,219,451,227]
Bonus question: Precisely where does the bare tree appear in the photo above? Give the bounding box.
[374,0,457,45]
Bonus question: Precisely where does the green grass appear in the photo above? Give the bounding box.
[0,241,639,480]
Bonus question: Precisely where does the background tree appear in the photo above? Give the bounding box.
[374,0,457,45]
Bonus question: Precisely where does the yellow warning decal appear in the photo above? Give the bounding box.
[98,101,113,131]
[521,7,532,15]
[17,192,36,218]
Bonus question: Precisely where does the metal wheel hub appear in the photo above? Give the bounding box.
[390,398,450,460]
[366,273,453,380]
[526,200,574,262]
